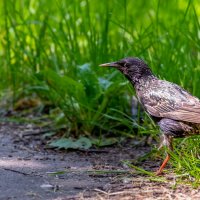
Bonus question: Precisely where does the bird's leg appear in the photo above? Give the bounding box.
[156,153,170,175]
[156,134,173,175]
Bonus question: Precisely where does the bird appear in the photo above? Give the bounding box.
[100,57,200,175]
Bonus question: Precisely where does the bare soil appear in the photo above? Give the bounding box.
[0,121,199,200]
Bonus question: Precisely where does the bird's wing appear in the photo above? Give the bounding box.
[142,81,200,123]
[146,103,200,123]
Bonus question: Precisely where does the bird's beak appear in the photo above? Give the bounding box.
[99,62,119,68]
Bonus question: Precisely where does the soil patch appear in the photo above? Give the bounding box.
[0,122,199,199]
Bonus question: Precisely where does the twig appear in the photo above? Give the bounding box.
[3,168,32,176]
[77,149,109,153]
[3,168,43,177]
[94,188,136,196]
[47,169,133,176]
[22,128,58,136]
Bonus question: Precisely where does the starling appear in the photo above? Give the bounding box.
[100,57,200,175]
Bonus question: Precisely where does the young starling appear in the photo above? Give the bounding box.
[100,57,200,175]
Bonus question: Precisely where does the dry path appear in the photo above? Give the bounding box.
[0,122,199,199]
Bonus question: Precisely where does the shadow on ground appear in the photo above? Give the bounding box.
[0,122,199,200]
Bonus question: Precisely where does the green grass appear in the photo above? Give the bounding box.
[1,0,200,185]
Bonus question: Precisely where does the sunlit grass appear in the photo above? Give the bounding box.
[170,137,200,187]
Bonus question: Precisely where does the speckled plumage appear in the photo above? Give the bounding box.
[100,57,200,175]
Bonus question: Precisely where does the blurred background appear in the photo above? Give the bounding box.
[0,1,200,152]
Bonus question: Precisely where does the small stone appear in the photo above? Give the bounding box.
[40,184,54,189]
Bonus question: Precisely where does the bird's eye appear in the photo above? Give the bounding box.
[124,63,129,67]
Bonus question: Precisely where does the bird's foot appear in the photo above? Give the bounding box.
[155,169,163,176]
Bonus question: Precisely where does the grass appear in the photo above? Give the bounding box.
[1,0,200,185]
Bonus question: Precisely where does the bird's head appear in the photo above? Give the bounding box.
[100,57,153,84]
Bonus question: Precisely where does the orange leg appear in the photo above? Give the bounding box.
[156,154,170,175]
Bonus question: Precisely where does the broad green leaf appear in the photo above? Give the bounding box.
[39,69,86,103]
[49,137,92,150]
[92,137,118,147]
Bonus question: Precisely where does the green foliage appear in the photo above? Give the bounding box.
[171,136,200,186]
[32,64,132,135]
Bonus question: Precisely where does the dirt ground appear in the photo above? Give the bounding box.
[0,121,200,200]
